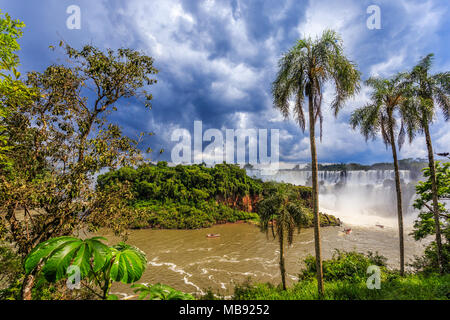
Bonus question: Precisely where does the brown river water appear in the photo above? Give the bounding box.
[93,218,429,298]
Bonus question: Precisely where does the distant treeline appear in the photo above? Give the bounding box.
[290,158,428,174]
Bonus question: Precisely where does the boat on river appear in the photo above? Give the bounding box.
[207,233,220,238]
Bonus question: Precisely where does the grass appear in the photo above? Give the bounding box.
[232,274,450,300]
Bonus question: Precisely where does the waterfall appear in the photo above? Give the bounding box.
[246,168,422,227]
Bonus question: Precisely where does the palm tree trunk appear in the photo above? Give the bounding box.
[423,121,444,274]
[308,93,324,295]
[279,228,286,290]
[388,112,405,276]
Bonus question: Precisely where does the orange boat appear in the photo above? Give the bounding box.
[207,234,220,238]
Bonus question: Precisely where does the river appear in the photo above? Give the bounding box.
[98,218,429,299]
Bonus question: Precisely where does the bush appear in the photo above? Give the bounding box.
[231,251,450,300]
[410,241,450,275]
[298,250,388,283]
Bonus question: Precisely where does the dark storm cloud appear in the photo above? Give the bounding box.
[1,0,448,164]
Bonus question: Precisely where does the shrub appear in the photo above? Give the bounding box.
[299,250,388,283]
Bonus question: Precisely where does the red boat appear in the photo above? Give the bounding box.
[207,234,220,238]
[343,228,352,235]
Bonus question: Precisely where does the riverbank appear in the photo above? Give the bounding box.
[230,273,450,300]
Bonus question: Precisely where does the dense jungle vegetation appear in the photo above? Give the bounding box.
[96,162,340,229]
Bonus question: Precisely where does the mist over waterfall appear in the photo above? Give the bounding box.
[246,167,422,227]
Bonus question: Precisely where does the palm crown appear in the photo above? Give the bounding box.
[272,29,360,139]
[350,74,412,149]
[402,53,450,136]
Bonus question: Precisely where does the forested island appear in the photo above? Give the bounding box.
[96,162,341,230]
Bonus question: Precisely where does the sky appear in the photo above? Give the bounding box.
[1,0,449,165]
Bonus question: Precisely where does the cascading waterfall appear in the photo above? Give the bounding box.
[246,168,421,227]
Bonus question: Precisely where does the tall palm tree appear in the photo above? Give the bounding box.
[402,54,450,274]
[272,29,360,294]
[350,74,412,276]
[258,184,308,290]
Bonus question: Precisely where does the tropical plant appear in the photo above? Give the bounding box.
[258,184,309,290]
[350,74,413,275]
[24,236,147,300]
[131,283,195,300]
[402,54,450,273]
[411,162,449,274]
[272,29,360,294]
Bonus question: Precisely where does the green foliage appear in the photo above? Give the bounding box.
[0,244,22,284]
[403,53,450,133]
[410,241,450,275]
[232,274,450,300]
[0,10,24,70]
[24,236,147,299]
[0,243,23,299]
[132,283,195,300]
[272,29,360,137]
[0,42,158,257]
[232,252,450,300]
[98,162,263,203]
[96,163,325,230]
[132,200,259,229]
[0,10,34,164]
[298,250,388,283]
[258,183,309,244]
[350,74,413,149]
[410,162,449,273]
[97,163,265,229]
[109,243,147,284]
[413,162,449,240]
[24,237,110,281]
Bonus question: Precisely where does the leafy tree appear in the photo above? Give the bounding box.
[402,54,450,273]
[132,283,195,300]
[0,42,158,298]
[411,162,449,273]
[0,10,34,163]
[350,74,415,276]
[258,183,309,290]
[24,236,147,300]
[272,29,360,294]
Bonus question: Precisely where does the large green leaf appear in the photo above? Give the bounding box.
[132,283,195,300]
[24,236,79,274]
[24,236,110,282]
[109,243,147,284]
[85,237,109,272]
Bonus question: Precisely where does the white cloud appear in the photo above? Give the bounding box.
[370,53,406,77]
[297,0,363,54]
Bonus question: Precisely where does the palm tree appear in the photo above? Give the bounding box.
[272,29,360,294]
[258,184,308,290]
[402,54,450,274]
[350,74,412,276]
